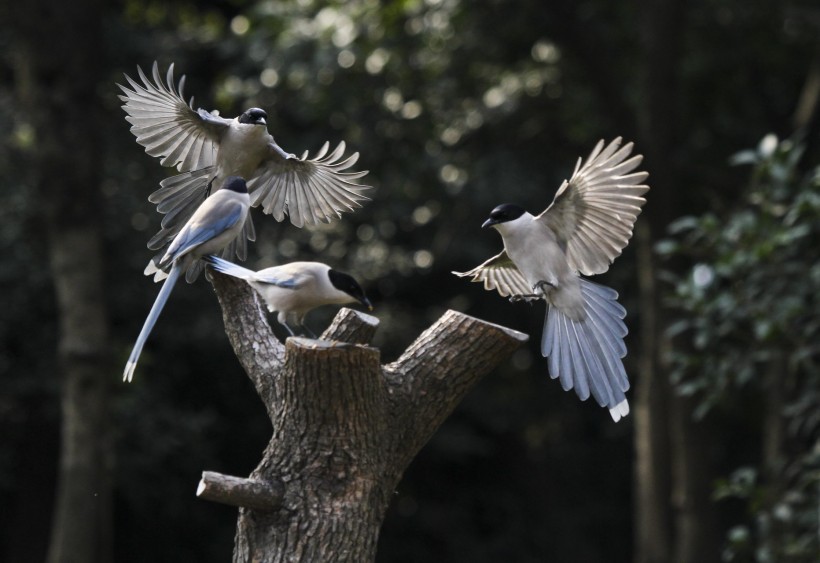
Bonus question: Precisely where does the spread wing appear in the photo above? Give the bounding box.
[536,138,649,275]
[118,61,228,172]
[249,140,372,228]
[452,251,533,299]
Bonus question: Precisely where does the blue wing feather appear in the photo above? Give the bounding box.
[165,200,245,263]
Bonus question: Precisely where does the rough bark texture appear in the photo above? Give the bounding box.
[204,272,529,562]
[9,0,112,561]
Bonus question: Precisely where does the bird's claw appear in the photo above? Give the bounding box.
[533,281,555,295]
[509,293,541,304]
[508,280,555,304]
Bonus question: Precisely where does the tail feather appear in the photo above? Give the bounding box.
[149,167,212,205]
[582,281,630,392]
[572,315,616,407]
[585,301,628,357]
[123,265,181,382]
[147,225,178,251]
[610,400,630,422]
[542,278,631,421]
[155,176,208,215]
[545,313,574,394]
[585,304,630,391]
[582,282,627,325]
[566,315,593,400]
[160,190,207,231]
[144,254,169,283]
[203,255,257,281]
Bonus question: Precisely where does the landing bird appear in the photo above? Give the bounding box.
[204,256,373,337]
[123,176,251,382]
[118,61,371,278]
[204,255,372,337]
[453,138,649,421]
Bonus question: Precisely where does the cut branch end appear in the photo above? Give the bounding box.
[196,471,284,512]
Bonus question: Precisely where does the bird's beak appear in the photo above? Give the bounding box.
[361,297,374,311]
[481,218,497,229]
[257,118,267,126]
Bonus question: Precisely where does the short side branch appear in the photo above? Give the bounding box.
[197,471,284,512]
[320,308,380,345]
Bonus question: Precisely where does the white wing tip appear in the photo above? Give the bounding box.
[123,362,137,383]
[609,399,630,422]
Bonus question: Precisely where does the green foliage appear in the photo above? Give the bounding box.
[659,134,820,561]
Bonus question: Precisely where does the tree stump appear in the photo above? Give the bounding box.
[201,272,529,563]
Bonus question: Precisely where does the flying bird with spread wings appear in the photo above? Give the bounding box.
[119,62,371,280]
[454,138,649,421]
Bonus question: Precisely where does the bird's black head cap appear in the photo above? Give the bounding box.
[239,107,268,125]
[222,176,248,193]
[482,203,526,228]
[328,270,373,310]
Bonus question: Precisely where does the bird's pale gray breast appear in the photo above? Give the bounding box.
[217,123,271,177]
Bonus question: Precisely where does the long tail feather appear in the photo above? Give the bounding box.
[203,255,257,280]
[542,279,631,421]
[123,265,181,382]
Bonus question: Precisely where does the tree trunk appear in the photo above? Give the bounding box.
[633,222,673,563]
[634,0,709,562]
[201,272,529,562]
[668,394,720,563]
[9,0,112,561]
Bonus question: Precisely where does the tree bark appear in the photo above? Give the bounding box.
[8,0,112,562]
[203,272,529,562]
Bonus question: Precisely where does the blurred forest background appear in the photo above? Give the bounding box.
[1,0,819,562]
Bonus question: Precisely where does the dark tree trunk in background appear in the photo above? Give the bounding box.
[634,223,673,563]
[633,0,679,559]
[635,0,720,562]
[9,0,113,561]
[199,274,528,562]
